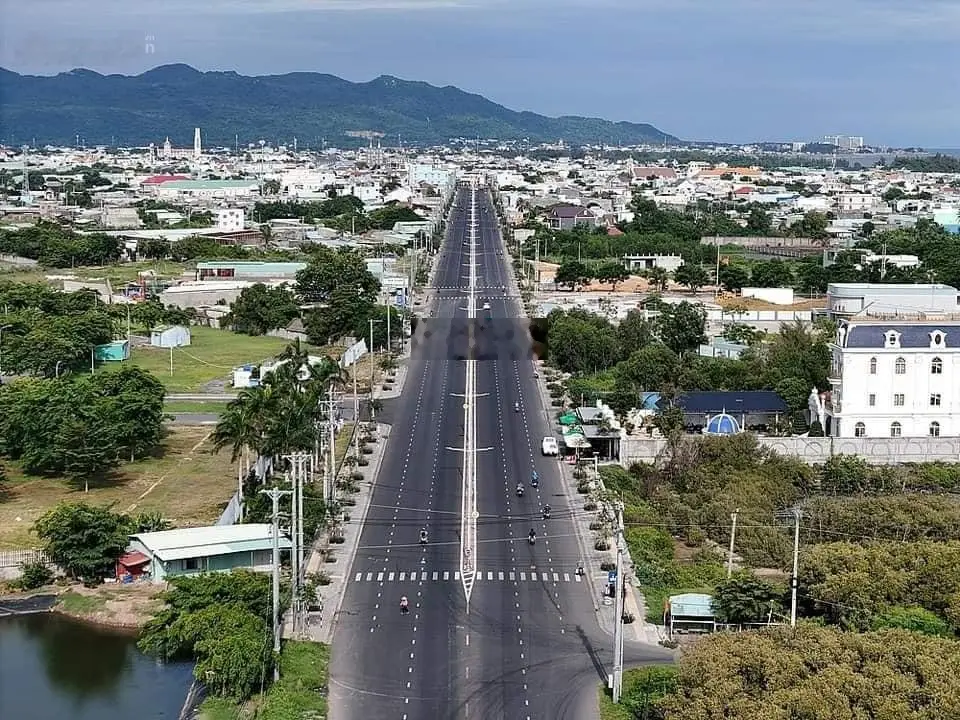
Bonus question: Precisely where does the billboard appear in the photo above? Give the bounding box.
[340,339,368,368]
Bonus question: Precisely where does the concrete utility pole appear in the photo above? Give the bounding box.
[261,486,292,681]
[727,509,740,579]
[790,508,802,627]
[326,384,337,500]
[611,501,625,704]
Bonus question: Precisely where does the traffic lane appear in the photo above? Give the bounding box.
[329,357,447,719]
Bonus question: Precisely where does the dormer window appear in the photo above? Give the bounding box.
[885,331,901,349]
[930,331,946,348]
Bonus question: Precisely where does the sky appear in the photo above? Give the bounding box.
[2,0,958,147]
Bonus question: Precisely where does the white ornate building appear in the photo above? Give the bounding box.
[826,319,960,438]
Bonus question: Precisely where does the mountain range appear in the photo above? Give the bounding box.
[0,64,675,149]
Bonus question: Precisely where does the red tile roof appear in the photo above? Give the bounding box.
[143,174,190,185]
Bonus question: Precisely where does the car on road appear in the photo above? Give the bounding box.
[541,436,559,456]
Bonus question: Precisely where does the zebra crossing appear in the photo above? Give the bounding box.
[353,569,583,584]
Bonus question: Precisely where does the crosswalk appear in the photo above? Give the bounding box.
[435,285,508,291]
[353,569,583,584]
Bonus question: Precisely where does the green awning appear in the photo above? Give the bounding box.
[559,412,579,426]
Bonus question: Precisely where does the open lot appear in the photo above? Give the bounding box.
[127,326,300,392]
[0,427,238,550]
[0,260,190,288]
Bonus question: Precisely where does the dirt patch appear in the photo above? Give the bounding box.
[55,583,165,629]
[719,296,826,311]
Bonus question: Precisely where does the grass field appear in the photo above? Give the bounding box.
[127,326,297,392]
[0,427,238,550]
[0,260,190,287]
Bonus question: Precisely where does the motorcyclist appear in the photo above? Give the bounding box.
[514,402,520,412]
[528,529,537,544]
[516,482,524,496]
[400,596,409,613]
[419,527,428,544]
[542,504,551,519]
[531,470,539,487]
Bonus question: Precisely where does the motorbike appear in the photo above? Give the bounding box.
[528,532,536,545]
[542,506,551,520]
[400,598,409,614]
[419,530,428,544]
[514,403,520,412]
[516,485,524,497]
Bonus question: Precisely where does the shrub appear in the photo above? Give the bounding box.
[350,471,364,482]
[357,458,370,467]
[600,561,616,572]
[314,571,332,586]
[16,561,53,590]
[584,502,598,511]
[577,480,592,493]
[329,535,345,545]
[341,497,357,506]
[361,446,374,455]
[589,522,602,531]
[621,612,635,624]
[595,540,610,551]
[551,400,563,407]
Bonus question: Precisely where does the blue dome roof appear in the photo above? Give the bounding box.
[704,412,741,436]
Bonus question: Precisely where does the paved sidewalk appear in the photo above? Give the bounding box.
[295,421,391,643]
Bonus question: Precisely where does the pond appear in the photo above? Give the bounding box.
[0,611,194,720]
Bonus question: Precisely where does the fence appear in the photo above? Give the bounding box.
[0,549,49,568]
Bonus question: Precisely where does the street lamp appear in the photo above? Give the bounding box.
[368,318,383,420]
[0,324,10,379]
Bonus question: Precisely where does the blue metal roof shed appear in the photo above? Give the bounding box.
[668,391,789,415]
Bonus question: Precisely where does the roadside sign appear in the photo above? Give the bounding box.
[607,570,617,584]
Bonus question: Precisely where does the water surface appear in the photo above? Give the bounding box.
[0,612,194,720]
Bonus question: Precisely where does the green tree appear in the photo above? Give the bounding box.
[645,266,670,292]
[223,283,300,336]
[616,309,655,358]
[594,261,629,291]
[718,264,749,292]
[615,344,680,393]
[871,606,952,638]
[749,260,794,288]
[712,572,785,626]
[653,301,706,357]
[672,263,709,293]
[554,260,592,290]
[56,414,119,492]
[33,502,132,581]
[296,247,379,303]
[137,237,169,261]
[546,309,619,374]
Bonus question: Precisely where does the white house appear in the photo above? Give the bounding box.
[151,325,192,348]
[826,319,960,438]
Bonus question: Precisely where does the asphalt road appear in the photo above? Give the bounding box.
[329,185,671,720]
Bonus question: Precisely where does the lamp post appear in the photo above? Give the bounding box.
[368,318,383,420]
[0,324,10,378]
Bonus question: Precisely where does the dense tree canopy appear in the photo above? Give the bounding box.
[0,366,166,479]
[0,222,122,267]
[139,571,277,699]
[223,283,300,336]
[33,502,132,581]
[657,625,960,719]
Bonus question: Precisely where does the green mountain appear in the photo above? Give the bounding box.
[0,64,676,148]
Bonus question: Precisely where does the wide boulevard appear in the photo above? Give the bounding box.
[329,181,671,720]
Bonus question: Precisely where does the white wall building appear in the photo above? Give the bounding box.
[827,319,960,438]
[827,283,960,319]
[217,208,245,232]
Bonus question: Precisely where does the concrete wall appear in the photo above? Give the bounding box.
[621,434,960,466]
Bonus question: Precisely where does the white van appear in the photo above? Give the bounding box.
[541,436,559,456]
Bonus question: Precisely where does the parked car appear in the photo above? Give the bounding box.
[541,436,559,456]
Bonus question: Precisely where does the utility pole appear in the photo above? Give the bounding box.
[727,509,740,579]
[612,501,625,704]
[790,508,802,627]
[327,385,337,501]
[261,486,291,681]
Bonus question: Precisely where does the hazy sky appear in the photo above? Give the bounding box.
[2,0,958,146]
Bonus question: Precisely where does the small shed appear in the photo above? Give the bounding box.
[94,340,130,362]
[664,593,716,638]
[151,324,191,349]
[127,524,291,583]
